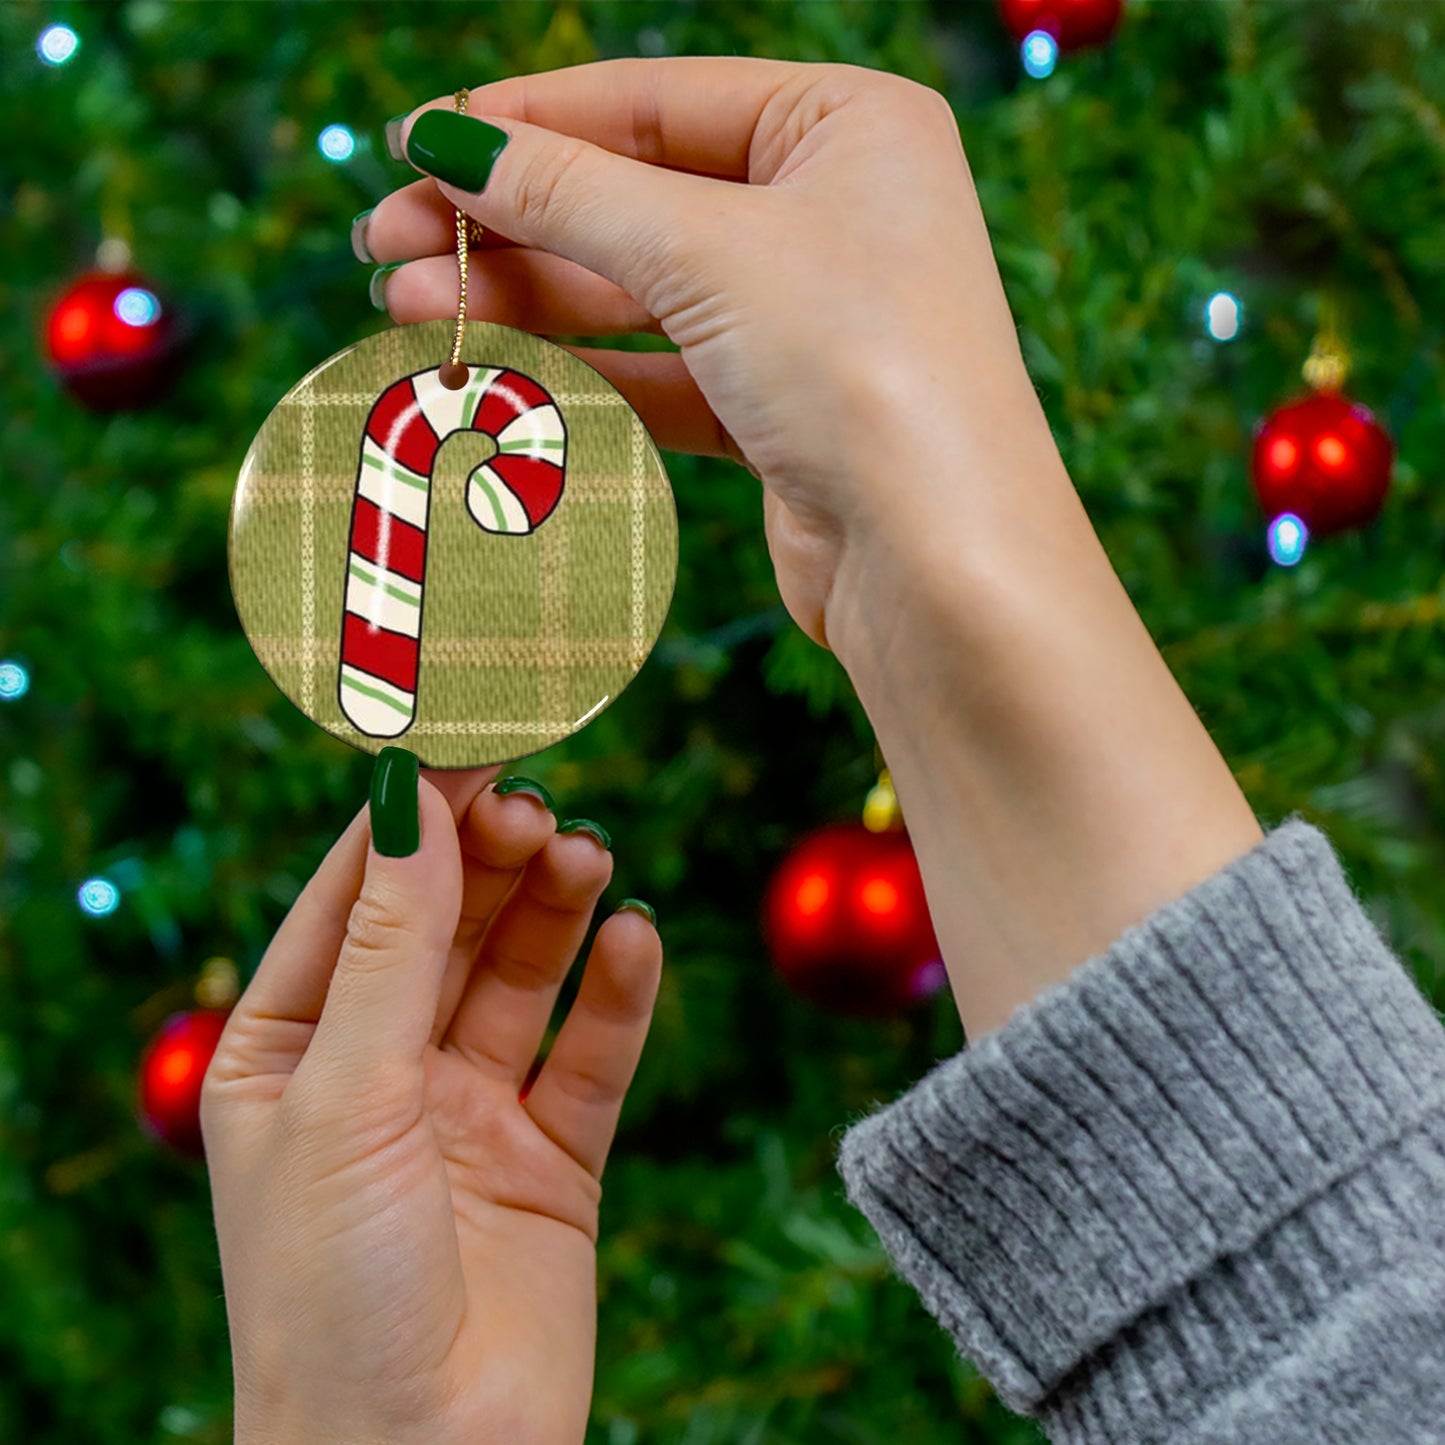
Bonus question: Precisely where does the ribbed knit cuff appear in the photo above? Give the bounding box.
[836,817,1445,1431]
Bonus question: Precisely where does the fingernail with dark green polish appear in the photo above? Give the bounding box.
[350,208,375,264]
[369,261,404,311]
[493,775,555,812]
[405,110,510,192]
[617,898,656,926]
[384,113,409,162]
[558,818,612,851]
[370,746,420,857]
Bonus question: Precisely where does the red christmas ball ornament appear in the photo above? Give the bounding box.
[998,0,1124,50]
[1251,392,1393,537]
[137,1008,231,1157]
[763,822,945,1018]
[44,269,181,410]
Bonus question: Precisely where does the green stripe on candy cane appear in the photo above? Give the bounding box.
[469,473,511,532]
[362,452,430,492]
[348,559,422,608]
[459,369,493,429]
[341,672,415,716]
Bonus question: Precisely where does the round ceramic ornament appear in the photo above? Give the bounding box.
[229,98,677,769]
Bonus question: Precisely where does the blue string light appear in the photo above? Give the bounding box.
[1267,512,1308,567]
[114,287,162,328]
[0,661,28,700]
[38,24,79,66]
[1021,30,1059,79]
[318,124,357,163]
[78,878,121,917]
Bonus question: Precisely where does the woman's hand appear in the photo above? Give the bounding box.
[362,59,1262,1040]
[202,760,661,1445]
[361,56,1048,660]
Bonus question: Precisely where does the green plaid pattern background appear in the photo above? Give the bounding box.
[229,320,678,768]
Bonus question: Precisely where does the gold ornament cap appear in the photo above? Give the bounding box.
[194,956,240,1010]
[863,767,902,833]
[1302,297,1350,393]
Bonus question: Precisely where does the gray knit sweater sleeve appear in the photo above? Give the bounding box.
[835,817,1445,1443]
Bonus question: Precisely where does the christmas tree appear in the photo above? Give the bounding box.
[2,3,1442,1442]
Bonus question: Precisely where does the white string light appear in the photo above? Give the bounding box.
[38,24,79,66]
[1205,291,1242,341]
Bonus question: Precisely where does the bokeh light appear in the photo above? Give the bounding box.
[0,661,29,700]
[1267,512,1309,567]
[38,24,79,66]
[78,878,121,917]
[157,1043,201,1087]
[318,124,356,162]
[114,287,162,328]
[859,876,900,918]
[1021,30,1059,79]
[794,872,831,918]
[909,958,948,1001]
[1267,436,1298,476]
[1205,291,1242,341]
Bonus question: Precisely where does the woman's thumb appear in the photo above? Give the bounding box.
[302,749,463,1090]
[396,106,719,308]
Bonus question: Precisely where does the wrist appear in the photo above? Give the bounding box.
[822,349,1075,666]
[825,425,1262,1039]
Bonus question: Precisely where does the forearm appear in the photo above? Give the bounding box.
[826,387,1262,1040]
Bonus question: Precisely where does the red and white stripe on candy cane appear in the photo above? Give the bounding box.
[338,363,567,738]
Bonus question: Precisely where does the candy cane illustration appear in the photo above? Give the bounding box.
[338,363,567,738]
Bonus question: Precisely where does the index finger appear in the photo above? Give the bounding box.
[408,55,809,181]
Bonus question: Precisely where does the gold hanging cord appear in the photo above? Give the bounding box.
[440,88,487,390]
